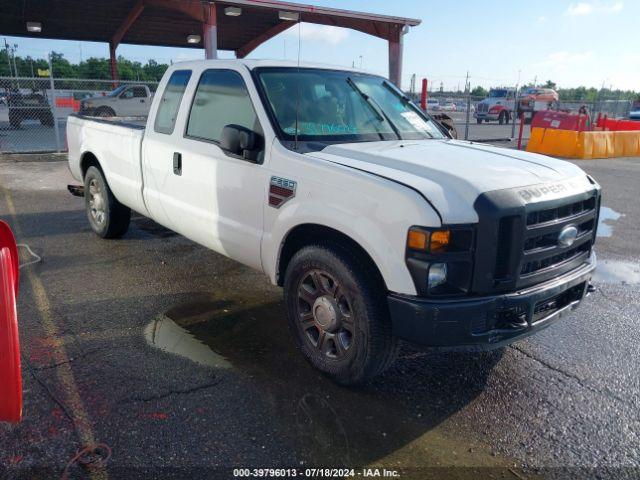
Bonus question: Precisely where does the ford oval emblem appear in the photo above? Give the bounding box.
[558,226,578,247]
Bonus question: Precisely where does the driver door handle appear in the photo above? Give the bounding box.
[173,152,182,176]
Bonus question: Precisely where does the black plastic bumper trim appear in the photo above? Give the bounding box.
[388,258,596,351]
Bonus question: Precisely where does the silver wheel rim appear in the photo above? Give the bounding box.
[88,178,106,226]
[297,269,354,359]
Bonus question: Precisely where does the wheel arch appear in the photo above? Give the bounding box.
[276,223,387,291]
[80,151,103,179]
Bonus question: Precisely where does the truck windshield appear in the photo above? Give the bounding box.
[107,86,127,97]
[255,68,445,144]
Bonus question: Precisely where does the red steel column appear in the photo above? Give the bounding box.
[203,2,218,59]
[388,25,404,87]
[420,78,428,111]
[109,41,119,85]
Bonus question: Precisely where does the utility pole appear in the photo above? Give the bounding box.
[511,69,521,138]
[3,38,13,77]
[11,44,18,78]
[464,71,471,141]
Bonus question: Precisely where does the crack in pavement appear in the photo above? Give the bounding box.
[510,345,631,406]
[118,378,224,404]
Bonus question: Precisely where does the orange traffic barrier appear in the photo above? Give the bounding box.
[527,127,640,159]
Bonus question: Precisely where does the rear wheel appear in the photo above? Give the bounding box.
[498,111,507,125]
[284,243,398,385]
[84,166,130,239]
[96,107,116,118]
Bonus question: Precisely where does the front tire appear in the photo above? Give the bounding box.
[84,166,131,238]
[284,243,398,385]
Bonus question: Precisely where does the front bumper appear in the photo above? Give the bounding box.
[474,112,499,121]
[388,255,596,351]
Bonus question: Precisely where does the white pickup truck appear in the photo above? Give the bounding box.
[79,84,153,117]
[67,60,600,385]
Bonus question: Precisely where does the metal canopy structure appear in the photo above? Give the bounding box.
[0,0,420,86]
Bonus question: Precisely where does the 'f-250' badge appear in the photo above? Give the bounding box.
[269,176,297,208]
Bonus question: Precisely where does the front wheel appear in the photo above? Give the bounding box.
[84,166,131,239]
[284,243,398,385]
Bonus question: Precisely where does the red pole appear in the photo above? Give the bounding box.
[420,78,428,111]
[517,112,525,150]
[109,42,119,88]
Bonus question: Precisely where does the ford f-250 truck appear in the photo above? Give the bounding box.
[67,60,600,385]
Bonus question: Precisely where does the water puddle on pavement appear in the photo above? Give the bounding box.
[593,259,640,285]
[144,296,516,472]
[144,299,234,369]
[597,206,622,237]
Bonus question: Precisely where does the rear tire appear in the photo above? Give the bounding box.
[96,107,116,117]
[284,243,398,385]
[498,111,507,125]
[84,166,130,239]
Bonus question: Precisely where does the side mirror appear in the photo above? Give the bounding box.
[220,124,263,162]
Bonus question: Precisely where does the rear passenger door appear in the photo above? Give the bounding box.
[151,68,267,271]
[142,69,193,229]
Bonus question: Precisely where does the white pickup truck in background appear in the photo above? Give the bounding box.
[79,84,153,117]
[67,60,600,385]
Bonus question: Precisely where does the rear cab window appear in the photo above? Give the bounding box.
[185,69,261,144]
[154,70,192,135]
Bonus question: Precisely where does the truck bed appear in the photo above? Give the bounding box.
[67,113,149,216]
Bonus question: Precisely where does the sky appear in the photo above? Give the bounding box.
[2,0,639,91]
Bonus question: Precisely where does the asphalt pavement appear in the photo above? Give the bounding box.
[0,152,638,479]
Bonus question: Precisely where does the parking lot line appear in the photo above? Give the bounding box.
[1,185,108,480]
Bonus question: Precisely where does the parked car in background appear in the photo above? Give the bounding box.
[518,87,559,122]
[79,84,153,117]
[7,91,54,128]
[630,100,640,120]
[440,102,457,112]
[474,88,515,124]
[426,98,440,111]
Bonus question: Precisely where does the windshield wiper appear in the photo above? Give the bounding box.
[346,77,402,140]
[382,80,435,139]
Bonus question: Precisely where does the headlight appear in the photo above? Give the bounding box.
[428,263,447,290]
[406,226,475,297]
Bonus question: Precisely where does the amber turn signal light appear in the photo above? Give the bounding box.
[430,230,451,252]
[407,229,428,250]
[407,228,451,252]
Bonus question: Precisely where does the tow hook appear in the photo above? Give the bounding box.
[586,283,596,296]
[67,185,84,197]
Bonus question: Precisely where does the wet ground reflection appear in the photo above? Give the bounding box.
[146,298,512,473]
[597,206,622,238]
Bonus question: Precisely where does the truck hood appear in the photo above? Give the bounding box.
[309,139,590,224]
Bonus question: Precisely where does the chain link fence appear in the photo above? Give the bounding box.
[0,75,157,153]
[0,72,636,153]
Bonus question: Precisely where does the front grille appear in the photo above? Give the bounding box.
[477,103,488,112]
[521,242,591,276]
[517,193,598,285]
[473,184,600,295]
[526,197,597,227]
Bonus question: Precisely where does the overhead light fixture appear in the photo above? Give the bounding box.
[186,34,201,44]
[225,6,242,16]
[278,11,299,21]
[26,22,42,33]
